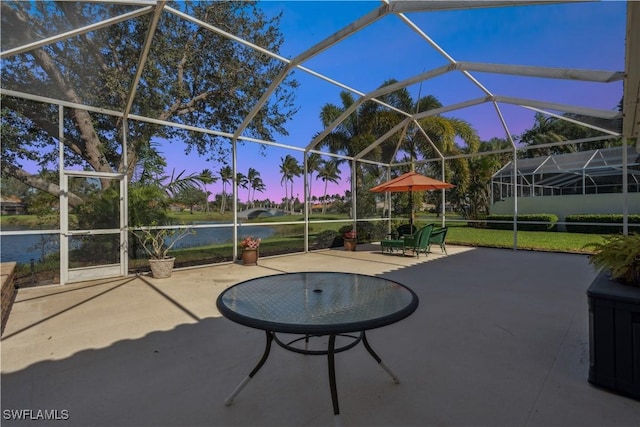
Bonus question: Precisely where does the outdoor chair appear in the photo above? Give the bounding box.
[385,223,417,241]
[381,224,433,257]
[380,236,406,254]
[396,223,417,238]
[381,223,418,253]
[427,226,448,255]
[403,224,434,258]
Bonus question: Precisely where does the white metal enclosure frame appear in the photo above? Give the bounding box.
[1,1,638,284]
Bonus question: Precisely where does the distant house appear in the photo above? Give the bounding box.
[491,147,640,229]
[492,146,640,199]
[0,196,26,215]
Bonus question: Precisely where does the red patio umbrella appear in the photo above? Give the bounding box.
[370,171,454,227]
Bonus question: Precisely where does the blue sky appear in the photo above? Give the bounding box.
[143,1,627,203]
[256,0,624,144]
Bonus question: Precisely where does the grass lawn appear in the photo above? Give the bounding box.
[446,226,606,254]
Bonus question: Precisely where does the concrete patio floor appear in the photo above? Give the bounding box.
[1,244,639,426]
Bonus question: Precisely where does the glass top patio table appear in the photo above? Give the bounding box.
[216,271,419,335]
[216,271,419,424]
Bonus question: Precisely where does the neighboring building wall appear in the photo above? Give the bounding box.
[492,193,640,231]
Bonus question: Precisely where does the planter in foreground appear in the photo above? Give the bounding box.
[587,272,640,401]
[149,257,175,279]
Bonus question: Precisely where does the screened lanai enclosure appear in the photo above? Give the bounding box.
[1,1,639,285]
[492,146,640,198]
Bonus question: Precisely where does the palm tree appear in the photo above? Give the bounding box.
[413,114,478,213]
[236,172,249,210]
[519,112,616,158]
[279,157,290,212]
[279,154,302,213]
[465,137,513,220]
[316,160,341,214]
[251,176,266,207]
[247,168,261,208]
[403,93,479,213]
[199,168,217,213]
[219,165,233,214]
[289,157,302,213]
[319,93,379,164]
[317,83,413,216]
[305,152,322,215]
[318,80,480,216]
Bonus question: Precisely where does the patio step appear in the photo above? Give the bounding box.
[1,262,17,336]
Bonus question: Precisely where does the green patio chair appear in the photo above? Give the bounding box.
[381,224,425,256]
[403,224,434,258]
[381,224,433,257]
[380,236,406,254]
[385,223,417,241]
[396,223,417,237]
[381,224,418,253]
[427,227,448,255]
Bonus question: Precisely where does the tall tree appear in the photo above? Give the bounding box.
[174,186,206,214]
[316,160,341,214]
[236,172,249,209]
[279,157,290,212]
[249,174,266,208]
[246,167,261,208]
[219,165,233,214]
[199,168,217,213]
[393,85,479,216]
[305,152,322,215]
[464,138,512,220]
[318,89,399,217]
[1,1,298,206]
[518,112,620,157]
[318,80,479,216]
[279,154,301,213]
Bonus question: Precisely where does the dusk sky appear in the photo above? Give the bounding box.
[153,1,626,202]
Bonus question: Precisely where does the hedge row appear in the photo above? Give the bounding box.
[565,214,640,234]
[314,222,389,249]
[486,214,558,231]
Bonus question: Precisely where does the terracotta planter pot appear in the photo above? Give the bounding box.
[148,257,175,279]
[242,249,259,265]
[344,239,357,251]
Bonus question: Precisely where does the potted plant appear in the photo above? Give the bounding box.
[343,229,357,251]
[588,233,640,286]
[240,236,261,265]
[585,233,640,400]
[133,222,195,278]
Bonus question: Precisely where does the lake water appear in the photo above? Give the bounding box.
[1,231,60,264]
[0,222,277,264]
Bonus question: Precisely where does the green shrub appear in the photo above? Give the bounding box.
[566,214,640,234]
[315,230,341,248]
[486,214,558,231]
[355,221,376,242]
[586,233,640,286]
[331,221,382,243]
[370,221,390,241]
[338,224,353,236]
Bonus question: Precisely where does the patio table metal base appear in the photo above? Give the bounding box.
[223,330,401,424]
[216,272,418,424]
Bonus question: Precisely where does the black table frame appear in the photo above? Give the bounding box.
[216,272,419,424]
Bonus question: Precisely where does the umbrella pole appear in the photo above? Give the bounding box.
[409,187,413,229]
